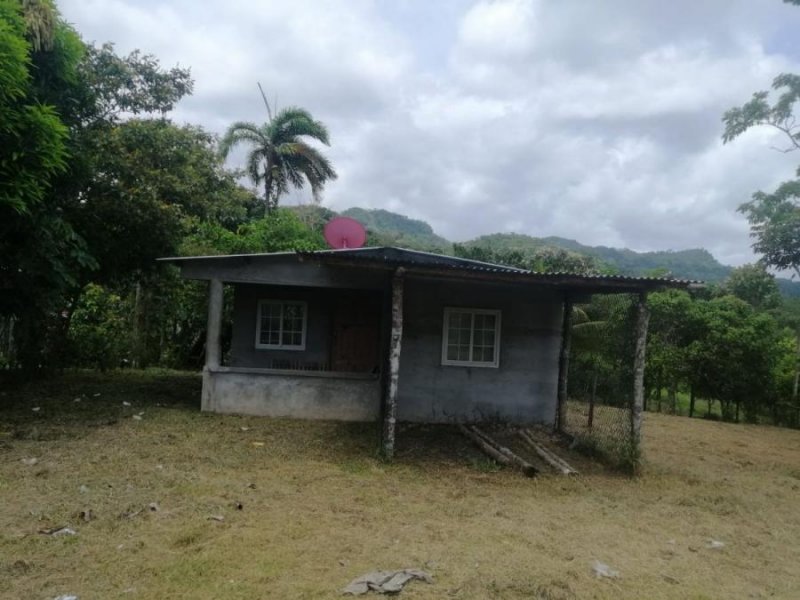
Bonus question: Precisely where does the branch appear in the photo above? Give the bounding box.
[768,121,800,153]
[769,145,797,153]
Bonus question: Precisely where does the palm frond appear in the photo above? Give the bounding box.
[245,148,266,186]
[279,142,337,180]
[219,121,267,158]
[283,162,306,190]
[272,107,331,145]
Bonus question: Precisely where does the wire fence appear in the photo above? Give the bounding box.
[561,293,638,470]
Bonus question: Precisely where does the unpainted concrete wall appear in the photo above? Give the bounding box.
[202,368,381,420]
[215,277,561,425]
[229,284,384,370]
[396,278,562,424]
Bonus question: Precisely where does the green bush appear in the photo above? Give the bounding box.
[67,284,131,370]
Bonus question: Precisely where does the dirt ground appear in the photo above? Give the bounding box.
[2,371,800,599]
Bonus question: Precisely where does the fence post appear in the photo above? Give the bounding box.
[630,292,650,469]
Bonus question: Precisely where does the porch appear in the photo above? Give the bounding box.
[160,246,700,463]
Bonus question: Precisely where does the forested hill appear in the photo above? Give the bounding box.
[466,233,731,282]
[341,207,450,250]
[336,207,800,295]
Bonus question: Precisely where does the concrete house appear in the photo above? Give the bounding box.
[160,247,695,456]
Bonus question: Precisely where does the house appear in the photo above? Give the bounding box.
[159,247,698,457]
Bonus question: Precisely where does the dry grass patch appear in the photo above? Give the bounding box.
[2,371,800,599]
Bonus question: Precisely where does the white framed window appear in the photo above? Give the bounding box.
[441,307,501,368]
[255,300,308,350]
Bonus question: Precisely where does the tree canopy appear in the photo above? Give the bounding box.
[723,73,800,278]
[220,99,337,214]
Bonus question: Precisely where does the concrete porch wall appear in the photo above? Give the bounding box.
[201,367,381,421]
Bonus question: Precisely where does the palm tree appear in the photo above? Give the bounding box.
[220,90,337,214]
[22,0,57,52]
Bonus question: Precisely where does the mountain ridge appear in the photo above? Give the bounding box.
[296,206,799,295]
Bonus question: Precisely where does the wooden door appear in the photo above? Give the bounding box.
[330,296,381,373]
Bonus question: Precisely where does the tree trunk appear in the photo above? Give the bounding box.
[5,316,14,364]
[469,426,538,477]
[588,371,597,429]
[793,335,800,419]
[132,281,143,369]
[556,297,573,433]
[264,158,274,215]
[630,293,650,468]
[735,399,740,423]
[668,382,677,415]
[689,386,696,418]
[459,425,511,467]
[381,268,405,459]
[518,429,577,475]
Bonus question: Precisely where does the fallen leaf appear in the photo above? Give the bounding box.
[21,457,38,466]
[251,441,265,447]
[208,515,225,522]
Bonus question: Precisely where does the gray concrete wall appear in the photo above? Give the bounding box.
[202,367,380,420]
[230,284,331,369]
[396,278,562,425]
[229,284,384,370]
[214,278,561,425]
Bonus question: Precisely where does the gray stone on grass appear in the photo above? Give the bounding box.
[591,560,620,579]
[342,569,432,595]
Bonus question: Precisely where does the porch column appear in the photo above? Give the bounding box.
[555,296,573,433]
[205,278,223,369]
[381,267,405,459]
[630,292,650,466]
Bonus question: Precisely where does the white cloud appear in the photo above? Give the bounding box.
[59,0,800,266]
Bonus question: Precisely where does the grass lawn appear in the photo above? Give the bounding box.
[2,371,800,599]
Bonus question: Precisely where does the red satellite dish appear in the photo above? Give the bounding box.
[324,217,367,249]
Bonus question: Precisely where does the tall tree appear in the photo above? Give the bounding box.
[0,2,197,371]
[723,73,800,278]
[0,0,67,214]
[723,264,782,311]
[220,93,337,214]
[688,296,780,422]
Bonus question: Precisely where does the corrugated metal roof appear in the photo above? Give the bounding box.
[297,247,702,287]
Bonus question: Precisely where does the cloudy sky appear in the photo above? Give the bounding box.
[60,0,800,265]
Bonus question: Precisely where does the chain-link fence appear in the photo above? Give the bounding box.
[561,293,639,470]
